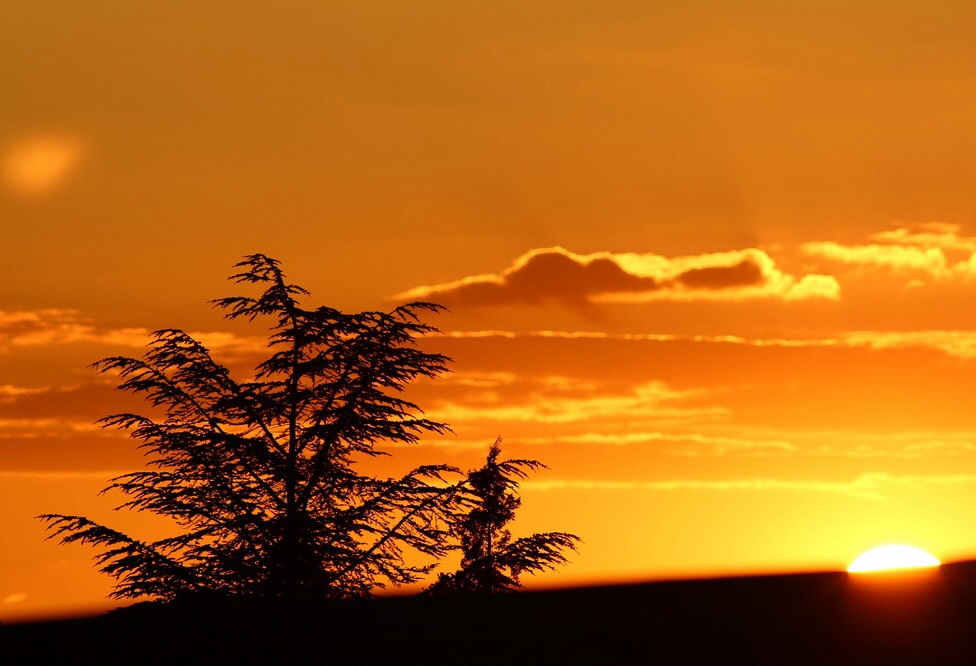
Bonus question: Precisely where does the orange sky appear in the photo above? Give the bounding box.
[4,1,976,622]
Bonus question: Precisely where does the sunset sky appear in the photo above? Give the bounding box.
[5,1,976,621]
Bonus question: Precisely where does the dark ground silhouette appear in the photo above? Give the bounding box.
[8,561,976,664]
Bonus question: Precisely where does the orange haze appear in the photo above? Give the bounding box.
[4,1,976,621]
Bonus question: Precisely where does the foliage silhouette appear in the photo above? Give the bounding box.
[428,439,580,594]
[39,254,466,603]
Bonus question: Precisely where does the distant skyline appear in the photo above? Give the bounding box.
[5,1,976,621]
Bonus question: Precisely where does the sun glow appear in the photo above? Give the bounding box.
[847,545,941,573]
[2,135,85,195]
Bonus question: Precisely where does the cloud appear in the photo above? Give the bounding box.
[668,433,976,459]
[406,428,790,452]
[802,223,976,280]
[431,328,976,360]
[0,309,148,350]
[521,477,888,500]
[410,432,796,457]
[0,470,121,480]
[0,417,103,436]
[522,472,976,502]
[397,246,839,310]
[510,431,797,455]
[0,309,265,359]
[0,385,48,401]
[801,241,949,275]
[427,380,726,426]
[870,222,976,252]
[435,371,519,388]
[412,428,976,460]
[632,327,976,360]
[2,135,84,195]
[900,440,976,456]
[840,330,976,359]
[2,593,27,605]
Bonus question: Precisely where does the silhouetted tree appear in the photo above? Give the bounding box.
[40,254,464,604]
[427,439,580,594]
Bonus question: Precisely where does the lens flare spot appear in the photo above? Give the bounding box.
[3,136,85,195]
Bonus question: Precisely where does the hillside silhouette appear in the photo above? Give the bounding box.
[7,562,976,664]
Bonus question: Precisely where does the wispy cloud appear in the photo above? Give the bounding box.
[513,431,797,455]
[428,380,726,426]
[397,246,839,311]
[0,470,120,480]
[801,241,949,275]
[0,309,150,350]
[671,434,976,459]
[431,328,976,359]
[434,371,519,388]
[870,222,976,252]
[523,472,976,501]
[802,222,976,281]
[0,309,265,359]
[0,417,107,443]
[414,430,976,460]
[840,330,976,358]
[0,385,49,401]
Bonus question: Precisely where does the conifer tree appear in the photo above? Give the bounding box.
[428,440,580,594]
[40,254,464,604]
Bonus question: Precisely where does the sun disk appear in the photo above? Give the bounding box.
[847,544,940,573]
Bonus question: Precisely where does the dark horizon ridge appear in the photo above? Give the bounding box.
[7,560,976,664]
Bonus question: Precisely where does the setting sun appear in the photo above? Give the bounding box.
[847,545,941,573]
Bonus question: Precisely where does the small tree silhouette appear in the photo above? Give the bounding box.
[40,254,464,604]
[427,439,580,594]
